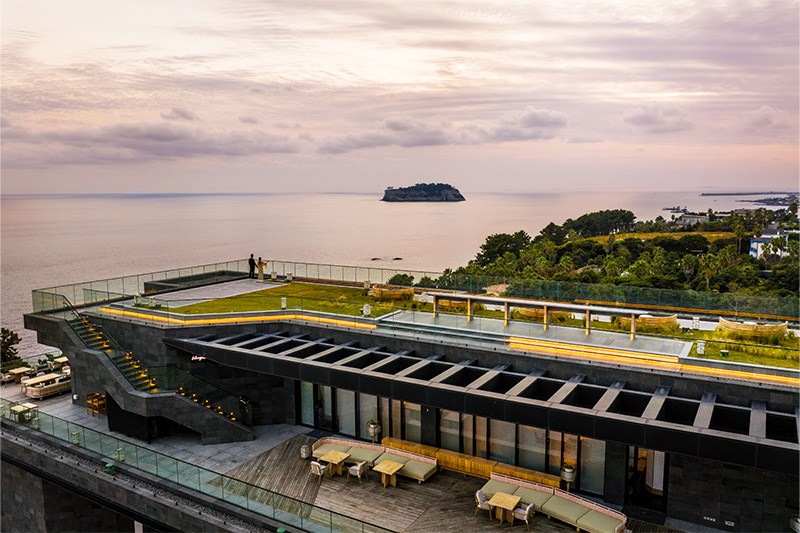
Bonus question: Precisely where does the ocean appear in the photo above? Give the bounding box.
[0,190,769,357]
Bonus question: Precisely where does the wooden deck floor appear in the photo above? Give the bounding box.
[221,435,583,532]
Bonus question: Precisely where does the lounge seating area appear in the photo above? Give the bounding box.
[23,372,72,400]
[382,437,562,487]
[480,473,626,533]
[311,436,438,484]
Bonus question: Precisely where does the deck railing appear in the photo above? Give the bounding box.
[1,398,392,533]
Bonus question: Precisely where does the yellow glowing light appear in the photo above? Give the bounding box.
[507,340,799,387]
[99,307,377,330]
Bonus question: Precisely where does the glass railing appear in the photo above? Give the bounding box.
[0,398,391,533]
[148,367,246,424]
[32,258,798,321]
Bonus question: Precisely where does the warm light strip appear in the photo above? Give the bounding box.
[507,337,678,363]
[575,299,797,322]
[507,342,799,387]
[99,307,377,330]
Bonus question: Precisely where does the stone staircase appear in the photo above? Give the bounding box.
[67,316,158,393]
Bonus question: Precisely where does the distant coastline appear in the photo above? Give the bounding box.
[700,191,796,196]
[381,183,466,202]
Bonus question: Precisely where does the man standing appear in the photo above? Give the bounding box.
[248,254,256,279]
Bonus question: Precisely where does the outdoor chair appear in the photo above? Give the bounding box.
[20,376,31,392]
[36,372,45,377]
[1,374,13,385]
[347,461,369,485]
[309,461,329,485]
[513,502,535,531]
[474,489,494,521]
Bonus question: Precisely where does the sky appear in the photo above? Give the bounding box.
[1,0,798,194]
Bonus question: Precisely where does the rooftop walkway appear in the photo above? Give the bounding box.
[377,310,692,359]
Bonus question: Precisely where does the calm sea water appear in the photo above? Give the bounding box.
[0,191,762,357]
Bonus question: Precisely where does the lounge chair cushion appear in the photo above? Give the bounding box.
[541,495,591,524]
[576,510,624,533]
[345,447,385,466]
[313,443,352,458]
[512,486,553,510]
[398,460,437,481]
[374,452,410,465]
[480,479,518,499]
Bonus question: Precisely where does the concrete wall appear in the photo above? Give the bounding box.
[667,454,799,532]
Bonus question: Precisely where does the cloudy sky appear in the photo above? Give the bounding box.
[2,0,797,193]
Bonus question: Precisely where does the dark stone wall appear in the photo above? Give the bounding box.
[603,441,627,506]
[1,460,47,533]
[0,428,283,532]
[667,454,799,532]
[2,453,134,533]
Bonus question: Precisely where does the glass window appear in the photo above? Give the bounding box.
[440,410,460,452]
[548,431,563,475]
[337,389,356,436]
[518,425,546,471]
[300,382,314,426]
[475,417,488,459]
[358,393,378,441]
[461,414,473,455]
[489,420,515,465]
[579,437,605,495]
[392,400,402,438]
[404,402,421,442]
[564,433,578,468]
[320,385,333,430]
[380,397,391,441]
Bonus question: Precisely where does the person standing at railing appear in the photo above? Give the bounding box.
[256,257,267,281]
[248,254,256,279]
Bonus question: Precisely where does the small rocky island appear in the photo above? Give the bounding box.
[381,183,466,202]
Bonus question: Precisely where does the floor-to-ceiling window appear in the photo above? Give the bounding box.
[404,402,421,443]
[380,397,391,441]
[579,437,605,494]
[440,409,460,451]
[475,416,488,459]
[548,431,563,475]
[318,385,334,431]
[337,389,356,436]
[358,393,378,441]
[489,420,515,465]
[300,381,314,426]
[461,414,474,455]
[518,425,546,471]
[392,400,403,438]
